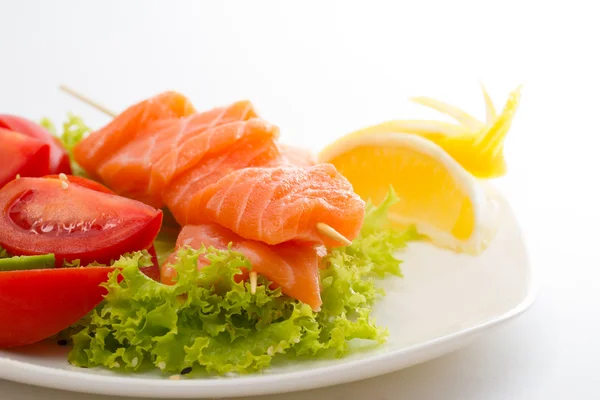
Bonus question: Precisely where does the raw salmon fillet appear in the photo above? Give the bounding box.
[149,101,258,193]
[188,164,365,247]
[74,91,195,176]
[164,127,284,225]
[97,103,260,207]
[162,224,322,310]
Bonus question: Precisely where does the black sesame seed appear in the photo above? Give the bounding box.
[57,339,68,346]
[180,367,192,375]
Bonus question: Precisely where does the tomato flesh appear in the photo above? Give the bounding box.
[43,176,161,280]
[0,177,163,265]
[0,115,71,175]
[0,267,114,348]
[45,174,114,194]
[0,128,50,188]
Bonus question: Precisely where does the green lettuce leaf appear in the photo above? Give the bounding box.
[67,190,417,375]
[41,114,90,177]
[62,250,153,269]
[0,246,11,259]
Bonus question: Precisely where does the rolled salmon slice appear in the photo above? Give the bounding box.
[164,125,284,225]
[97,104,260,207]
[74,91,195,176]
[162,224,322,310]
[149,101,258,193]
[189,164,365,247]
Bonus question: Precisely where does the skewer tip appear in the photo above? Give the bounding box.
[58,85,117,117]
[316,222,352,246]
[249,271,258,294]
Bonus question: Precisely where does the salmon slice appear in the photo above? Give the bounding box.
[164,126,284,225]
[96,103,259,207]
[149,101,258,193]
[188,164,365,247]
[74,91,195,176]
[278,144,317,167]
[162,224,322,310]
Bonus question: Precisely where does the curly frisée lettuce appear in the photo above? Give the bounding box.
[41,114,90,177]
[67,190,418,375]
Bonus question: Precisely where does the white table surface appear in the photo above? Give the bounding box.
[1,1,598,399]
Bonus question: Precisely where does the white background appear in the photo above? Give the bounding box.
[0,0,598,399]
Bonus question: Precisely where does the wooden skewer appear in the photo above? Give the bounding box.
[60,85,117,117]
[316,222,352,246]
[249,271,258,294]
[59,85,354,248]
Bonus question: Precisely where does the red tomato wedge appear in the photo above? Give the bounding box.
[0,177,163,265]
[0,115,71,175]
[41,175,161,280]
[0,128,50,187]
[0,267,114,348]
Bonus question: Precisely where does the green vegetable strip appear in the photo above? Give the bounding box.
[66,190,418,375]
[0,254,55,271]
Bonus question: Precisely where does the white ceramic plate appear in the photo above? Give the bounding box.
[0,192,536,399]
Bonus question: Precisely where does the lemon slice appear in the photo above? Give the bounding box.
[410,97,485,131]
[480,83,498,125]
[319,133,498,254]
[342,85,522,179]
